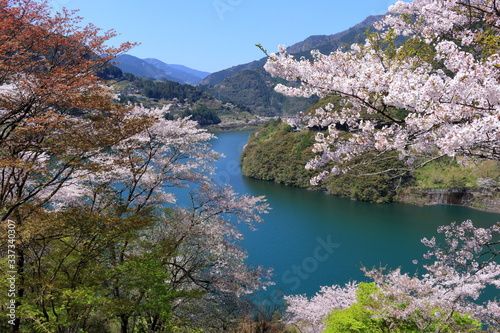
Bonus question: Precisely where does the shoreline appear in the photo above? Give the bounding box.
[216,125,500,214]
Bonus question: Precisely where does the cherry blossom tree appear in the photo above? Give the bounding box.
[283,282,358,333]
[0,2,149,331]
[264,0,500,185]
[0,0,144,222]
[0,86,272,330]
[0,1,272,331]
[47,105,272,331]
[45,105,218,213]
[265,0,500,330]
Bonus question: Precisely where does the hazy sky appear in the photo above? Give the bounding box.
[48,0,399,73]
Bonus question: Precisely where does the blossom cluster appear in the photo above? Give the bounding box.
[264,0,500,183]
[282,282,358,333]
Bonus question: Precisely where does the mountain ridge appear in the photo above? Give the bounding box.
[113,55,211,85]
[200,15,383,86]
[165,64,210,81]
[143,58,210,85]
[286,15,383,54]
[198,14,384,116]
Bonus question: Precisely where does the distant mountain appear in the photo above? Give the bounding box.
[200,15,383,87]
[165,64,210,81]
[286,15,383,54]
[113,55,182,83]
[112,55,211,85]
[143,59,209,85]
[200,58,267,86]
[199,15,383,116]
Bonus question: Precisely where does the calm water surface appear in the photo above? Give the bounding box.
[210,130,500,298]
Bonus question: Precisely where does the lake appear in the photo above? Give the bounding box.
[209,130,500,300]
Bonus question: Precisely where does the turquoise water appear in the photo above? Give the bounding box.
[210,130,500,298]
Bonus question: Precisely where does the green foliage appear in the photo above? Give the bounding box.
[325,283,389,333]
[182,104,221,125]
[324,283,482,333]
[324,151,410,203]
[475,26,500,58]
[241,119,317,187]
[396,36,437,65]
[0,207,208,333]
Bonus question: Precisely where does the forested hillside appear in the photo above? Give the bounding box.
[202,68,316,116]
[102,67,255,125]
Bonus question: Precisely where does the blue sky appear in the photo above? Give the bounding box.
[48,0,398,73]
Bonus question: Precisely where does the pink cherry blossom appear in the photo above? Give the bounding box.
[264,0,500,183]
